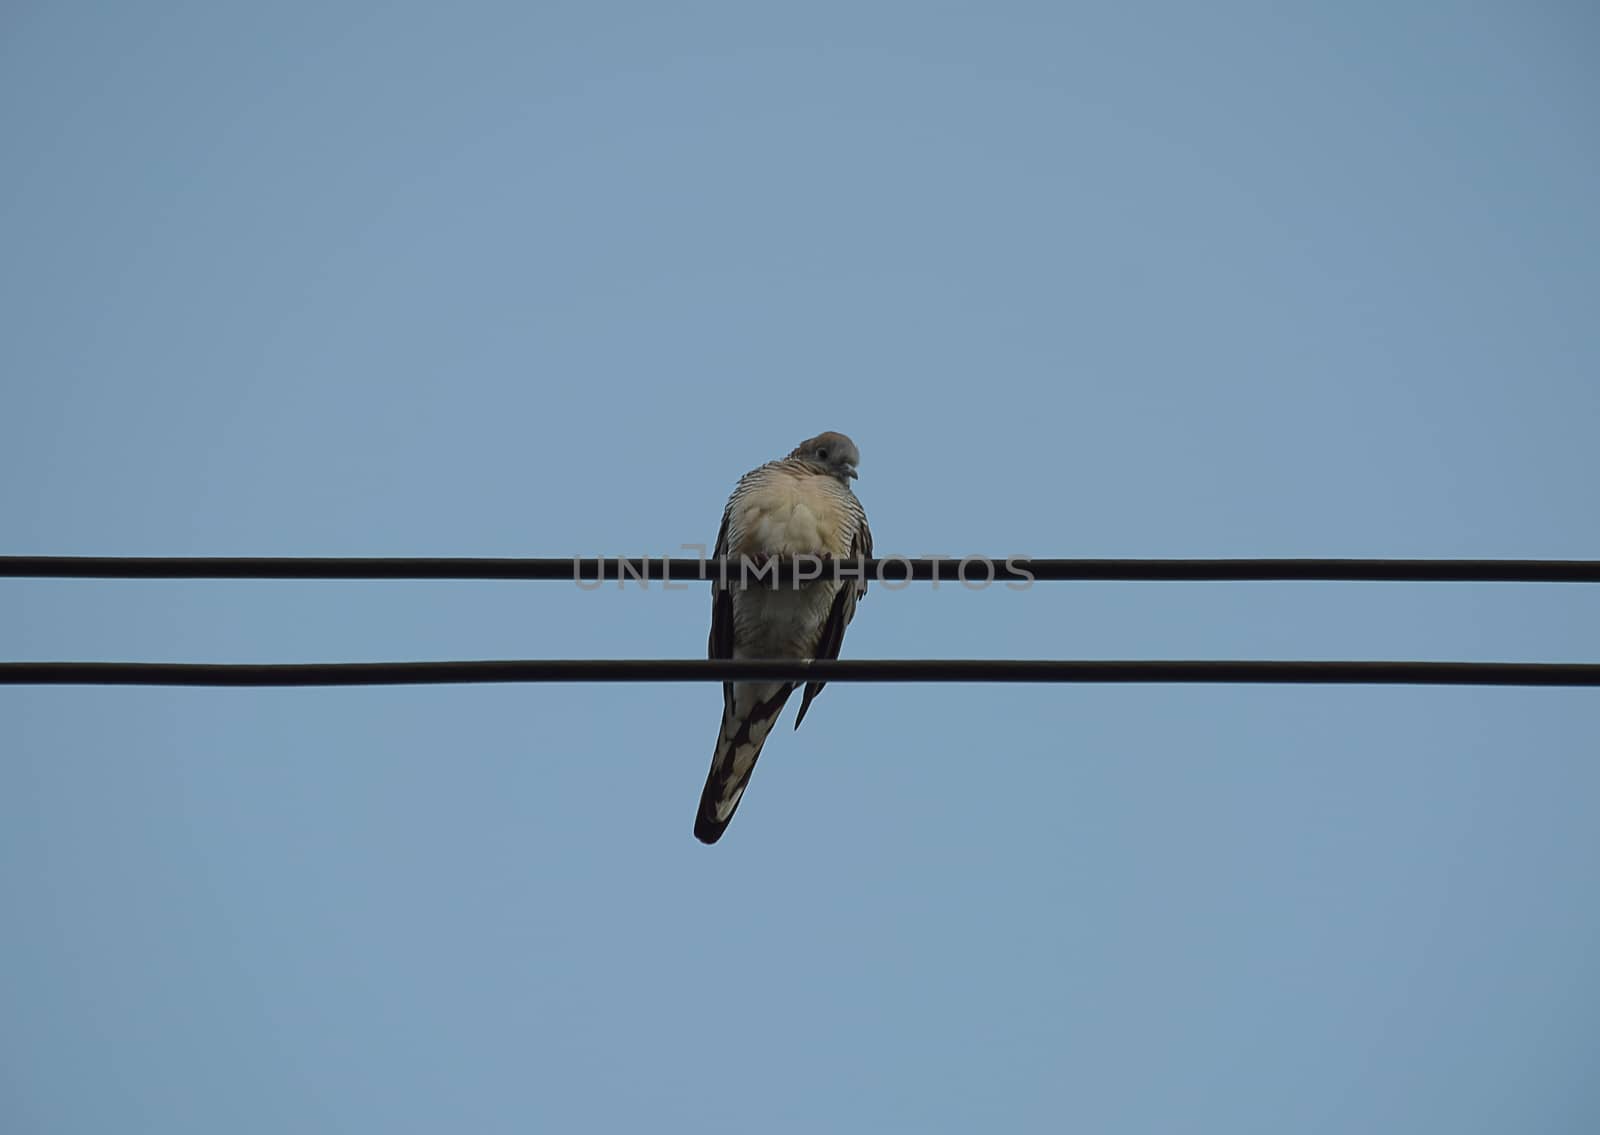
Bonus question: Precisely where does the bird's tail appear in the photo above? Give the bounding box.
[694,681,794,844]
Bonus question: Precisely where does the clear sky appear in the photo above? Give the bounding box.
[4,3,1598,1132]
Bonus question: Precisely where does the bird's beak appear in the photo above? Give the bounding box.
[845,464,859,480]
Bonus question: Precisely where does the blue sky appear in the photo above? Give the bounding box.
[3,3,1598,1132]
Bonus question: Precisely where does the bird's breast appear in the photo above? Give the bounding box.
[730,470,854,558]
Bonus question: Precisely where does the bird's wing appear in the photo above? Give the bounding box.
[794,512,872,729]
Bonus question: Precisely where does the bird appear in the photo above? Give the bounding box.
[694,431,873,844]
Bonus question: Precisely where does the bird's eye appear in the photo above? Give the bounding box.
[817,448,829,460]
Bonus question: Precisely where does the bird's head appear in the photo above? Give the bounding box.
[789,431,860,483]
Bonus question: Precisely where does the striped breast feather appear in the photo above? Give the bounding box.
[724,461,865,560]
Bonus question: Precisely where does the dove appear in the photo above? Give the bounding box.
[694,431,873,844]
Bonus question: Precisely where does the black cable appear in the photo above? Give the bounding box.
[3,659,1596,687]
[3,556,1599,582]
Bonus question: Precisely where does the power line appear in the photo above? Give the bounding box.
[3,556,1599,583]
[7,559,1593,688]
[4,659,1597,687]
